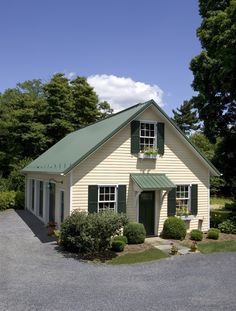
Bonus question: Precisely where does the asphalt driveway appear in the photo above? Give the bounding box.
[0,209,236,311]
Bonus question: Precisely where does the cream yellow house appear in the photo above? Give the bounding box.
[22,100,220,235]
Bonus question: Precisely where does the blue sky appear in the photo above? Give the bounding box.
[0,0,201,115]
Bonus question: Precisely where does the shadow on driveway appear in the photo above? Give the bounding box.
[15,209,56,243]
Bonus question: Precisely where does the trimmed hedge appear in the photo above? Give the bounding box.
[113,235,128,244]
[207,228,220,240]
[162,217,186,240]
[124,222,146,244]
[190,229,203,241]
[111,240,125,252]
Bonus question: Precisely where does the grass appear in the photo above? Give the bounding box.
[198,240,236,254]
[107,248,168,265]
[210,197,233,206]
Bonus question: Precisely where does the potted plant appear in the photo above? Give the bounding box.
[46,221,58,236]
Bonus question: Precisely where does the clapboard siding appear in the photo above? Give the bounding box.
[25,172,70,225]
[71,106,210,234]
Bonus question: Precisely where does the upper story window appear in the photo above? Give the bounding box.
[98,186,117,212]
[140,122,156,152]
[131,120,164,155]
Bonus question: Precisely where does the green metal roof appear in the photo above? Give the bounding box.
[22,99,220,176]
[131,173,176,190]
[22,101,152,174]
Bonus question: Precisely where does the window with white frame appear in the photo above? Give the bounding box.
[176,185,191,214]
[140,122,156,152]
[98,186,117,212]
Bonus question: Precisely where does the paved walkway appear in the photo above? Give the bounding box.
[145,236,192,255]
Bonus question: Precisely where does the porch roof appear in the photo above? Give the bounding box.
[131,173,176,190]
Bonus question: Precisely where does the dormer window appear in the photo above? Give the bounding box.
[140,122,156,152]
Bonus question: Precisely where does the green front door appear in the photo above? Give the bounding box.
[139,191,155,236]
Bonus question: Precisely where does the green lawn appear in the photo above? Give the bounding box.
[198,241,236,254]
[210,197,233,206]
[108,248,168,265]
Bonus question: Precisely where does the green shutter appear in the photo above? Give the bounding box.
[191,184,198,215]
[157,122,165,155]
[131,120,140,154]
[88,185,98,213]
[117,185,126,213]
[167,188,176,216]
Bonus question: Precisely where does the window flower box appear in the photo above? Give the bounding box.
[138,148,160,159]
[138,153,159,159]
[178,215,194,221]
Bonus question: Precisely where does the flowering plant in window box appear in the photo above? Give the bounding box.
[138,147,160,159]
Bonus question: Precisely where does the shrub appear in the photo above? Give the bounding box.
[162,217,186,240]
[218,220,236,234]
[210,210,232,228]
[190,229,203,241]
[111,240,125,252]
[124,222,146,244]
[207,228,220,240]
[0,191,16,211]
[60,211,128,254]
[0,178,10,192]
[113,235,128,244]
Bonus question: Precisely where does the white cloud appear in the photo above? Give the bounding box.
[87,74,163,112]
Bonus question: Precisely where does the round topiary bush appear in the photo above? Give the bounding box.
[207,228,220,240]
[111,240,125,252]
[162,217,186,240]
[113,235,128,244]
[190,229,203,241]
[123,222,146,244]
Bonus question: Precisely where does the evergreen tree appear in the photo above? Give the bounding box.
[172,100,200,135]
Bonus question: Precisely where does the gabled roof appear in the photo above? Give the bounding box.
[22,100,220,176]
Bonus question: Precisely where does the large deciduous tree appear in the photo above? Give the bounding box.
[190,0,236,140]
[190,0,236,196]
[0,74,113,179]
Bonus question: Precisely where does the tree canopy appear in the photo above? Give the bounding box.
[190,0,236,196]
[190,0,236,140]
[0,73,113,178]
